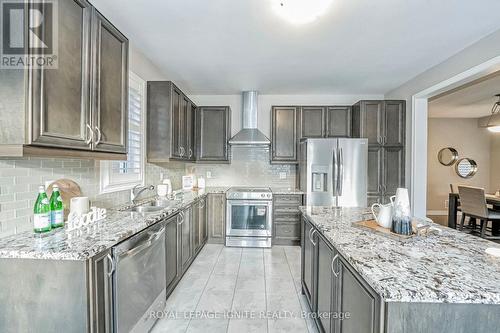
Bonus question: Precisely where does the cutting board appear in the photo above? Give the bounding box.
[47,179,82,219]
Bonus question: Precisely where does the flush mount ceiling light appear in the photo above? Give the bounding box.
[271,0,334,25]
[486,94,500,133]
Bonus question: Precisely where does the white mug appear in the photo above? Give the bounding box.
[70,197,90,215]
[371,203,393,229]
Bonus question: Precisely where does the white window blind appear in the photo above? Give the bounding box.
[100,71,146,193]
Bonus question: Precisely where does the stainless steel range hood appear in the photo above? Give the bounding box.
[229,91,270,146]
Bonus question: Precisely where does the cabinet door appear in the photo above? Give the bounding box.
[89,249,114,333]
[186,102,196,161]
[208,194,225,243]
[192,201,200,252]
[199,197,208,244]
[383,101,405,146]
[171,88,182,159]
[180,207,192,272]
[383,147,405,203]
[197,107,230,162]
[359,101,383,145]
[166,215,179,293]
[326,106,351,138]
[271,106,299,162]
[368,146,383,198]
[317,235,335,333]
[301,107,325,138]
[30,0,92,150]
[92,9,128,153]
[336,258,380,333]
[301,218,316,310]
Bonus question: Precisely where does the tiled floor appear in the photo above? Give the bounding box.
[152,245,318,333]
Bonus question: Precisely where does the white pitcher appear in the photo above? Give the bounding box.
[371,203,393,229]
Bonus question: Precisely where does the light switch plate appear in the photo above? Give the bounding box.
[279,172,287,180]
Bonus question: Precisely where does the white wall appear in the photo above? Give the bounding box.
[385,29,500,217]
[190,94,384,137]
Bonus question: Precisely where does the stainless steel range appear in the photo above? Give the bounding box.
[226,187,273,248]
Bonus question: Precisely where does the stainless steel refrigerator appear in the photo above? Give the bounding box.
[299,138,368,207]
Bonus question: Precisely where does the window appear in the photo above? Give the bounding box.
[100,71,146,193]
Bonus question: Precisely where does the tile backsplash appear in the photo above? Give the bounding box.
[186,146,297,188]
[0,147,295,238]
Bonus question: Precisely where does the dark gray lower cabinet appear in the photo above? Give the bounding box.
[165,215,179,295]
[90,249,114,333]
[273,194,302,245]
[207,193,225,244]
[198,197,208,247]
[192,200,201,252]
[336,257,381,333]
[302,218,381,333]
[301,218,316,308]
[317,234,335,333]
[180,206,193,272]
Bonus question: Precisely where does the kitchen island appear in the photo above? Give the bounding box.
[300,206,500,333]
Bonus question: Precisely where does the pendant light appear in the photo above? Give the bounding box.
[486,94,500,133]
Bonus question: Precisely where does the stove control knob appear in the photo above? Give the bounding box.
[267,194,271,198]
[261,194,265,198]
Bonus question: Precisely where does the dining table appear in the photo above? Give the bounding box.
[448,192,500,235]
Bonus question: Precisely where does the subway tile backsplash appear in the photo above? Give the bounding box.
[186,146,297,188]
[0,147,295,238]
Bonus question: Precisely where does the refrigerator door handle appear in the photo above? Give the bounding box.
[338,148,344,196]
[332,148,338,196]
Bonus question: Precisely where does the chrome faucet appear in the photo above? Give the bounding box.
[131,184,155,203]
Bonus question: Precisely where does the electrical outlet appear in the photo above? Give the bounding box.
[279,172,287,180]
[206,171,212,179]
[444,200,449,209]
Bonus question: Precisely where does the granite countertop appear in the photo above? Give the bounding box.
[300,206,500,304]
[0,188,228,261]
[271,188,304,194]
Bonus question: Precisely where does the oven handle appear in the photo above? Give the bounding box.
[226,199,273,206]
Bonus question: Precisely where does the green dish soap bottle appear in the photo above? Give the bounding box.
[50,185,64,228]
[34,185,51,233]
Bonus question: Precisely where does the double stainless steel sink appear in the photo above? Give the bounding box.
[128,198,181,215]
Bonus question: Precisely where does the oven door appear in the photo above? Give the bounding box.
[226,200,272,237]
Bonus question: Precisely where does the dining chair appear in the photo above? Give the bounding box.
[457,186,500,239]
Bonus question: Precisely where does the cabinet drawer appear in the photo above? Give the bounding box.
[274,223,300,239]
[274,195,302,206]
[274,206,300,215]
[274,214,300,223]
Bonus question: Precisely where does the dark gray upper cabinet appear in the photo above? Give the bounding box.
[187,102,197,161]
[147,81,196,162]
[30,0,92,151]
[271,106,299,163]
[196,106,231,162]
[352,100,406,204]
[301,106,325,138]
[91,9,128,154]
[0,0,128,159]
[326,106,352,137]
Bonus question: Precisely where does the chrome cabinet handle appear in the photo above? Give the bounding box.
[331,254,340,278]
[179,146,185,157]
[106,253,115,277]
[178,211,184,225]
[189,148,193,158]
[95,126,102,145]
[199,198,205,209]
[308,228,317,246]
[85,124,94,145]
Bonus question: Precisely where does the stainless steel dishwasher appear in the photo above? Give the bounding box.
[111,221,167,333]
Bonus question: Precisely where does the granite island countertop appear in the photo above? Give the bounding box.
[300,206,500,304]
[0,187,229,261]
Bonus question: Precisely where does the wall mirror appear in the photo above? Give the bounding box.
[438,147,459,166]
[455,158,477,179]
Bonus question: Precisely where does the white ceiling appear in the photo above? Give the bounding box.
[93,0,500,95]
[429,73,500,118]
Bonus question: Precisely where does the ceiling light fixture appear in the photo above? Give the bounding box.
[271,0,333,25]
[486,94,500,133]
